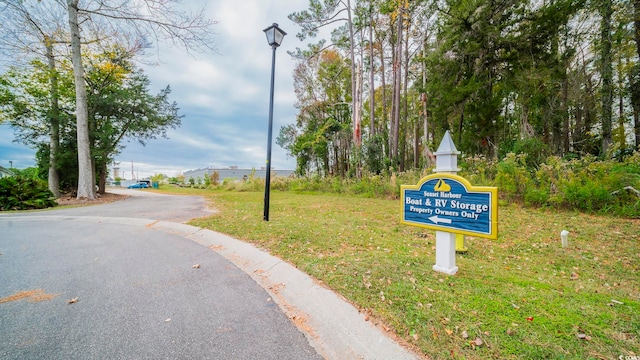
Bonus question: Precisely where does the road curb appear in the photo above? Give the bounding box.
[151,221,421,360]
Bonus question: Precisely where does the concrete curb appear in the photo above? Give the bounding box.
[151,221,421,360]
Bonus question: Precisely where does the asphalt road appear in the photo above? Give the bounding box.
[47,188,215,222]
[0,190,322,359]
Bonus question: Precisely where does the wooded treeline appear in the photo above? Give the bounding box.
[279,0,640,176]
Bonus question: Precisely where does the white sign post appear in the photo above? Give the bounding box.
[400,130,498,275]
[432,131,460,275]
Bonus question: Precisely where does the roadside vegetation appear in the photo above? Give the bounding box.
[0,167,56,210]
[175,151,640,218]
[155,152,639,359]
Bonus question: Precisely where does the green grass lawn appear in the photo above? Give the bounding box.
[156,186,639,359]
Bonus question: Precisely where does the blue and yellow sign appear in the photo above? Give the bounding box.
[400,173,498,239]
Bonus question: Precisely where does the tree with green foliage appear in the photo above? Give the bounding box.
[84,48,182,194]
[279,48,353,176]
[0,60,75,192]
[60,0,216,200]
[0,49,182,195]
[0,0,71,197]
[288,0,640,176]
[289,0,360,146]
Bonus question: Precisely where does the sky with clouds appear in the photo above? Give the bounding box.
[0,0,320,178]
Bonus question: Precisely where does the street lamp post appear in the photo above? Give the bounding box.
[263,23,286,221]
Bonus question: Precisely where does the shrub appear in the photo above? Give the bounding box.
[459,154,498,185]
[210,171,220,186]
[562,179,612,212]
[494,153,533,201]
[0,175,57,210]
[511,137,550,169]
[525,153,639,216]
[350,175,388,198]
[524,188,549,207]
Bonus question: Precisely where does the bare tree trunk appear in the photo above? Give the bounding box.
[632,65,640,149]
[633,0,640,148]
[380,42,387,141]
[45,37,60,198]
[562,69,570,155]
[389,43,395,158]
[574,106,583,151]
[346,0,359,148]
[98,161,107,194]
[521,101,534,139]
[458,106,464,145]
[403,21,410,171]
[354,60,363,178]
[600,0,613,155]
[390,56,397,160]
[413,118,419,169]
[67,0,95,199]
[619,81,625,143]
[369,8,375,137]
[390,9,402,163]
[421,35,434,167]
[354,62,362,147]
[584,68,597,139]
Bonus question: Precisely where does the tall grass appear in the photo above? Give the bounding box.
[216,169,428,199]
[208,152,640,217]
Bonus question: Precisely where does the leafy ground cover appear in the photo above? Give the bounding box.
[0,175,57,210]
[156,186,639,359]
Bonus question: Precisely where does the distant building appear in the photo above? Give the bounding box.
[0,165,11,178]
[183,166,294,182]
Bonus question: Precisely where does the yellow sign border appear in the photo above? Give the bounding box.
[400,173,498,239]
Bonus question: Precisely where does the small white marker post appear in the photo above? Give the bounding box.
[432,131,460,275]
